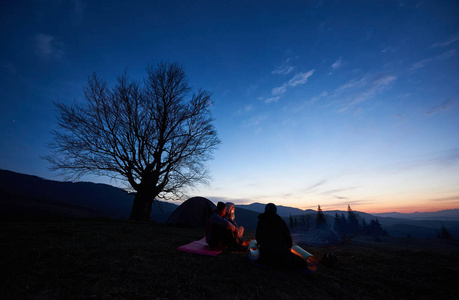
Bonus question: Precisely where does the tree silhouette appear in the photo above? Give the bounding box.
[361,218,368,233]
[45,62,221,220]
[334,213,346,234]
[316,205,326,228]
[333,212,348,235]
[437,226,451,239]
[300,214,312,229]
[347,205,360,234]
[367,218,388,237]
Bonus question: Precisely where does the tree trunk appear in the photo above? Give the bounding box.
[129,189,156,221]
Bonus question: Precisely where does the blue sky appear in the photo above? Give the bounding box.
[1,0,458,213]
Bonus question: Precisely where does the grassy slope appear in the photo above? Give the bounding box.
[1,219,458,300]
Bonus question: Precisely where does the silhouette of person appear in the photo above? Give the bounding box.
[256,203,307,270]
[206,202,243,250]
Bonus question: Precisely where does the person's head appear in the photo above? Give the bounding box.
[265,203,277,214]
[225,202,235,220]
[216,202,227,216]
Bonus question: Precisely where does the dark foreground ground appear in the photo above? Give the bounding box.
[1,218,459,300]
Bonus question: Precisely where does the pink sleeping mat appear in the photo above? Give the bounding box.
[177,237,223,256]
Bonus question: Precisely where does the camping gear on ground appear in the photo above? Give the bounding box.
[166,197,216,228]
[247,239,318,273]
[290,245,319,272]
[247,239,260,261]
[321,252,338,267]
[177,237,223,256]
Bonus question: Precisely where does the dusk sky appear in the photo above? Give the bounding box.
[1,0,458,213]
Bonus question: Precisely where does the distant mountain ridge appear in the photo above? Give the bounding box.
[235,204,459,240]
[237,202,459,222]
[236,202,316,217]
[373,210,459,221]
[1,169,458,239]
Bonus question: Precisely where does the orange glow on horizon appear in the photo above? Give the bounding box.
[222,195,459,214]
[297,204,459,214]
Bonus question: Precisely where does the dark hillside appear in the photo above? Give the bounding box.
[0,188,105,219]
[0,169,178,221]
[450,226,459,239]
[0,169,133,218]
[1,219,458,299]
[385,224,438,239]
[372,216,459,229]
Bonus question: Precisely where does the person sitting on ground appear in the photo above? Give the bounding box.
[206,202,244,250]
[225,202,244,240]
[256,203,307,270]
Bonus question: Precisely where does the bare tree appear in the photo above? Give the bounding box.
[45,62,221,220]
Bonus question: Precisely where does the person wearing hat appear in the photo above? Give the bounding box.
[256,203,307,270]
[206,202,243,250]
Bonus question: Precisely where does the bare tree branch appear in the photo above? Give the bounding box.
[44,62,220,219]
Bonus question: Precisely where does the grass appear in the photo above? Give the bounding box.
[1,218,458,299]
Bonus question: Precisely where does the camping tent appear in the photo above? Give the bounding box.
[165,197,216,228]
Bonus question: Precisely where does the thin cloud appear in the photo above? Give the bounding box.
[331,57,343,71]
[411,49,456,71]
[338,75,397,111]
[244,105,255,112]
[272,64,295,75]
[321,187,357,195]
[430,148,459,166]
[34,33,65,60]
[310,91,328,103]
[271,70,315,96]
[327,199,375,208]
[245,114,268,127]
[426,100,455,115]
[373,75,397,86]
[272,57,298,75]
[431,35,459,48]
[265,96,280,104]
[381,47,396,54]
[318,73,397,113]
[236,104,255,114]
[382,148,459,175]
[288,71,315,86]
[430,195,459,202]
[272,85,287,96]
[305,179,327,192]
[285,90,328,114]
[336,77,367,93]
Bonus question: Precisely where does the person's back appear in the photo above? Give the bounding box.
[256,203,292,261]
[256,203,305,270]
